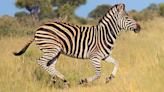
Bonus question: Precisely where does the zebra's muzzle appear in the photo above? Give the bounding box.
[134,23,141,33]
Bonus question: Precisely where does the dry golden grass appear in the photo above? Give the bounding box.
[1,17,164,92]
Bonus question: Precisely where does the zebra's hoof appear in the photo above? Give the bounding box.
[106,77,111,84]
[106,74,115,84]
[78,79,83,85]
[64,82,70,87]
[78,79,87,85]
[51,76,57,84]
[52,80,56,84]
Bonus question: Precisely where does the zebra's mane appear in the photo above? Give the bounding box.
[98,4,119,23]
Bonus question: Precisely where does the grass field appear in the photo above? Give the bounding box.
[1,17,164,92]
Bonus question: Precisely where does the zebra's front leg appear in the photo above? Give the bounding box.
[103,56,119,83]
[78,57,101,84]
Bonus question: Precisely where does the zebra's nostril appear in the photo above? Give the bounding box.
[138,25,141,30]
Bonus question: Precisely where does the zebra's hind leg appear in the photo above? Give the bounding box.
[103,56,119,83]
[37,52,59,83]
[37,52,69,87]
[78,57,101,84]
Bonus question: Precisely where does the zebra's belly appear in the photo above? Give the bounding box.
[61,50,90,59]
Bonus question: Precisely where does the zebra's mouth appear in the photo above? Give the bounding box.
[134,24,141,33]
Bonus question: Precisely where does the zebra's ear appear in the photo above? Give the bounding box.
[119,3,125,12]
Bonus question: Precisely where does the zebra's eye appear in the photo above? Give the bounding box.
[125,17,128,19]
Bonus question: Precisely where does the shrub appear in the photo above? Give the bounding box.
[128,9,157,22]
[158,3,164,17]
[15,11,30,18]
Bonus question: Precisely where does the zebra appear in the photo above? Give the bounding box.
[14,3,141,86]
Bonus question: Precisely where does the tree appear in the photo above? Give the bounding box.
[14,11,30,18]
[15,0,86,21]
[50,0,87,22]
[60,3,71,22]
[158,3,164,16]
[38,4,55,20]
[51,0,86,11]
[15,0,49,20]
[88,4,112,19]
[146,3,158,11]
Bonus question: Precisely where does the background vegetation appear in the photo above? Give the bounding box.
[1,3,164,38]
[0,1,164,92]
[88,4,112,19]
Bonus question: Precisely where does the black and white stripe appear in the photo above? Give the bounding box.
[14,3,141,86]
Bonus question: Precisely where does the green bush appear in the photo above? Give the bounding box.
[0,15,37,37]
[128,9,157,22]
[158,3,164,17]
[88,4,112,19]
[15,11,30,18]
[77,17,87,25]
[67,14,88,25]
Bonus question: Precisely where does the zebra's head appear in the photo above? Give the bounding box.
[117,4,141,33]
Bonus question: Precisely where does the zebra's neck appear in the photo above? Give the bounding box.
[91,8,121,56]
[97,12,121,45]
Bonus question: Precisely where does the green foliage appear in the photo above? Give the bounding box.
[61,3,71,16]
[15,0,87,21]
[0,15,14,37]
[39,4,55,20]
[146,3,158,11]
[15,0,50,20]
[78,18,87,24]
[51,0,86,9]
[14,11,30,18]
[88,4,112,19]
[0,16,38,37]
[50,0,86,21]
[67,14,87,25]
[15,0,49,11]
[58,3,72,19]
[158,3,164,16]
[128,9,157,22]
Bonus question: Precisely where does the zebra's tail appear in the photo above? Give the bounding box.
[13,36,35,56]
